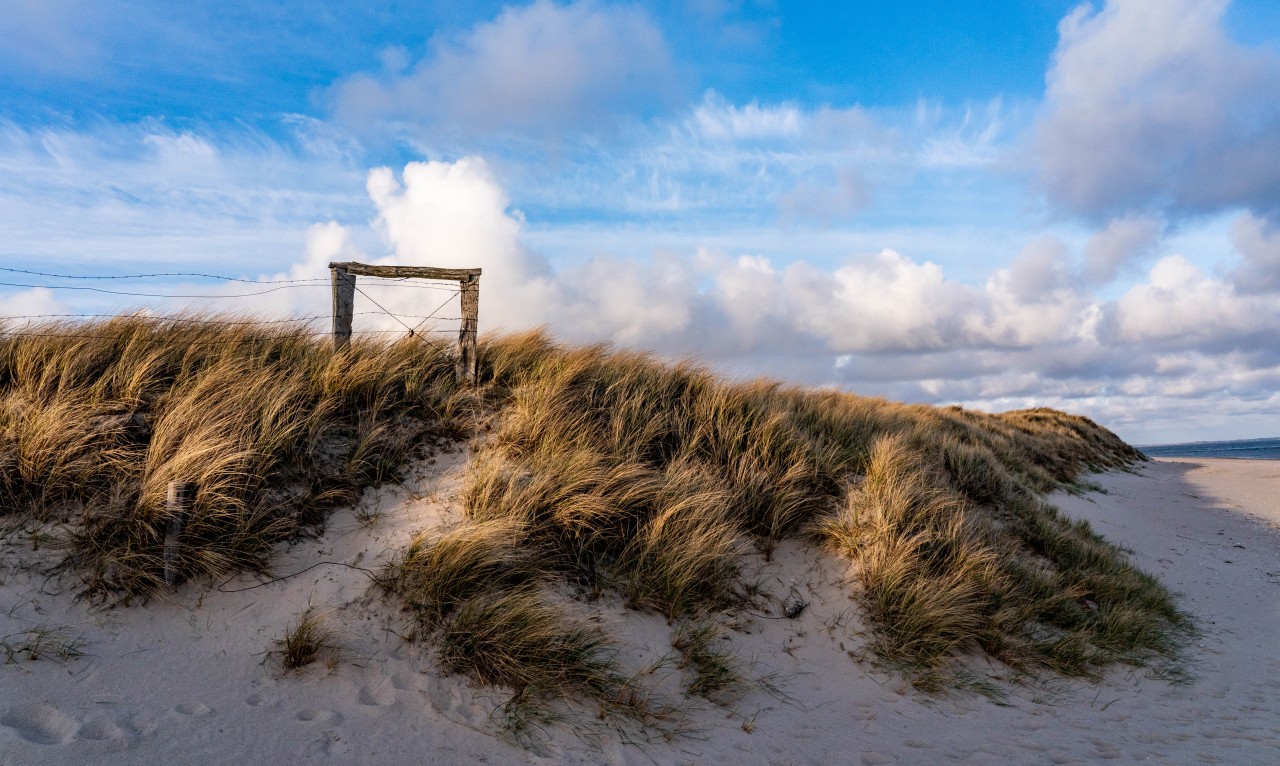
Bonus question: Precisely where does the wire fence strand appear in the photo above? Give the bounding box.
[0,267,470,347]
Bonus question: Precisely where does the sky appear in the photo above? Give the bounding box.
[2,0,1279,445]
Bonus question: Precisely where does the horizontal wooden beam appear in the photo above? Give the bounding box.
[329,261,481,281]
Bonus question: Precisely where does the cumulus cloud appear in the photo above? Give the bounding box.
[1080,214,1161,283]
[0,287,70,319]
[328,1,678,138]
[8,135,1275,444]
[307,155,1280,444]
[1231,212,1280,293]
[1033,0,1280,219]
[786,251,980,352]
[310,156,1279,361]
[284,157,715,343]
[1110,255,1280,351]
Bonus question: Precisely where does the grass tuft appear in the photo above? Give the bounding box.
[1,625,88,665]
[274,610,343,673]
[672,620,748,705]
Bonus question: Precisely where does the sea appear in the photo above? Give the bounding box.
[1138,437,1280,461]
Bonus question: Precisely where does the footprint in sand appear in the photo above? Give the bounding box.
[296,709,341,724]
[1091,745,1124,760]
[357,679,397,707]
[76,718,125,741]
[118,713,159,737]
[244,692,275,707]
[422,677,485,724]
[173,702,214,716]
[0,703,79,745]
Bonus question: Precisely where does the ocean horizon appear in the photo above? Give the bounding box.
[1138,436,1280,461]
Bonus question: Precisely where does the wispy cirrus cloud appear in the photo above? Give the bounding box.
[0,119,369,274]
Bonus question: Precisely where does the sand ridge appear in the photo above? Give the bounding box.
[2,456,1279,765]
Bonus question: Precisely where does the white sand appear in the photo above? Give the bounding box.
[3,455,1279,765]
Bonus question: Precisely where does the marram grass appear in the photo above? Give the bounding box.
[402,330,1189,701]
[0,315,465,599]
[1,318,1190,718]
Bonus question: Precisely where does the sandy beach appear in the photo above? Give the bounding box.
[3,455,1278,766]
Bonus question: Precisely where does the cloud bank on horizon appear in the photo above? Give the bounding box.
[1,0,1278,444]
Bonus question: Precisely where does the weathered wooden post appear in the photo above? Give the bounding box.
[163,481,196,588]
[330,264,355,350]
[457,273,479,384]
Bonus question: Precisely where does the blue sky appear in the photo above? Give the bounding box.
[2,0,1279,444]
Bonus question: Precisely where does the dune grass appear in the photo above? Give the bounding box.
[0,317,1191,716]
[395,330,1188,699]
[0,315,464,600]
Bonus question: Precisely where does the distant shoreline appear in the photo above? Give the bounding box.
[1138,436,1280,461]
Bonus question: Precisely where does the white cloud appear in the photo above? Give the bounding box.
[330,157,1280,386]
[558,252,698,345]
[0,287,70,319]
[1231,212,1280,293]
[0,121,369,278]
[1033,0,1280,218]
[328,1,677,138]
[691,92,804,140]
[1080,214,1161,283]
[1110,255,1277,347]
[982,238,1094,347]
[789,250,980,352]
[777,167,872,225]
[355,155,1280,444]
[363,157,561,331]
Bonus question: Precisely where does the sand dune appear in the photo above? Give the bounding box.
[2,455,1278,765]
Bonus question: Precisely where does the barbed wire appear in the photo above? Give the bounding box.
[0,266,463,292]
[0,267,471,347]
[0,312,463,324]
[353,284,418,335]
[408,290,461,338]
[0,328,458,348]
[359,276,460,293]
[0,266,325,284]
[0,279,321,299]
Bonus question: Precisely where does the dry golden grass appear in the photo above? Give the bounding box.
[402,329,1189,697]
[0,315,463,599]
[1,317,1190,714]
[274,609,344,673]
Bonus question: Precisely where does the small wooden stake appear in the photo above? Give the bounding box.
[330,265,355,350]
[163,481,196,588]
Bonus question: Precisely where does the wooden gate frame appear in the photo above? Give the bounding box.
[328,261,481,383]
